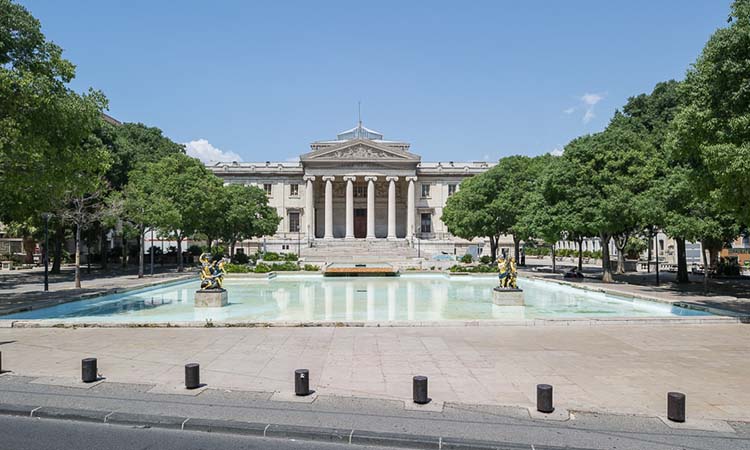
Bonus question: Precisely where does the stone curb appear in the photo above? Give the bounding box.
[0,402,580,450]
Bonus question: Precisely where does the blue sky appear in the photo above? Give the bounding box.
[24,0,728,163]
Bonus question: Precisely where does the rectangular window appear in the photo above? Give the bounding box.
[421,184,431,198]
[289,212,300,233]
[354,183,367,198]
[420,213,432,233]
[448,184,457,196]
[290,184,299,197]
[263,183,272,196]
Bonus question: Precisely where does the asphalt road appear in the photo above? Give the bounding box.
[0,415,392,450]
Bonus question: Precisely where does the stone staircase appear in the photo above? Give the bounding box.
[300,239,420,265]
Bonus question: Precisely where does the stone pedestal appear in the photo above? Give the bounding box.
[194,289,228,307]
[492,287,525,306]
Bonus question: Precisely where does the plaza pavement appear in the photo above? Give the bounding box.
[1,324,749,423]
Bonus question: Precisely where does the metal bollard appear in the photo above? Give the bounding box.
[537,384,554,413]
[295,369,310,396]
[185,363,200,389]
[81,358,97,383]
[413,376,430,404]
[667,392,686,422]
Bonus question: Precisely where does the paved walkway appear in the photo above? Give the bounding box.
[0,266,192,315]
[1,324,748,422]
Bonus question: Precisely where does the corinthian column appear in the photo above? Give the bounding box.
[303,175,316,239]
[344,176,356,239]
[405,176,416,240]
[322,176,335,240]
[386,176,398,239]
[365,176,377,239]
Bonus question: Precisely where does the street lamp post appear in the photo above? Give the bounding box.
[42,213,51,292]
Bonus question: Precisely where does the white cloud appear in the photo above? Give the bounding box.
[183,139,241,163]
[550,147,564,157]
[564,92,606,124]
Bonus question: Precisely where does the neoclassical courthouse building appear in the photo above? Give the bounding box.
[208,123,494,256]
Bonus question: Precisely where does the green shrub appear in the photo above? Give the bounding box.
[224,263,251,273]
[253,262,271,273]
[271,261,299,271]
[283,252,298,261]
[262,252,280,261]
[449,264,498,273]
[480,255,491,264]
[460,253,473,264]
[592,250,602,259]
[303,264,320,271]
[187,245,203,256]
[232,252,250,264]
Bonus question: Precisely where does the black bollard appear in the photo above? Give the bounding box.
[413,375,430,404]
[667,392,686,422]
[185,363,200,389]
[537,384,554,413]
[81,358,97,383]
[295,369,310,396]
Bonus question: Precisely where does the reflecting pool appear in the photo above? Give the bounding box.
[2,274,710,324]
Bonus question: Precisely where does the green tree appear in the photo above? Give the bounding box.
[215,184,281,257]
[548,120,658,283]
[0,0,107,222]
[670,0,750,226]
[106,123,185,190]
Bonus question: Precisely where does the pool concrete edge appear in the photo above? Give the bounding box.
[5,315,742,328]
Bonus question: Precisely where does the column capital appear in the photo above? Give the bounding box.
[405,176,418,182]
[303,175,316,182]
[343,175,357,182]
[364,176,378,182]
[321,176,335,182]
[385,176,399,182]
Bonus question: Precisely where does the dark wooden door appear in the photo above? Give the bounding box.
[354,209,367,238]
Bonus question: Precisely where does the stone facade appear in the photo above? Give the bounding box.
[208,123,495,256]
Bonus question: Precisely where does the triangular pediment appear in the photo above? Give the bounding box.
[300,139,420,163]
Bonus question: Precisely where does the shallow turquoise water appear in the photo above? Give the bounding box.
[2,275,710,323]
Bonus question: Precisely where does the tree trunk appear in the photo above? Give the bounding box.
[551,244,556,273]
[230,240,236,259]
[489,236,497,262]
[577,236,583,271]
[676,237,689,284]
[100,228,108,271]
[74,224,81,288]
[122,237,128,268]
[51,225,63,274]
[513,236,520,262]
[22,235,35,264]
[206,236,213,253]
[614,233,629,274]
[601,233,613,283]
[701,240,709,294]
[646,228,653,273]
[177,236,184,272]
[138,227,144,279]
